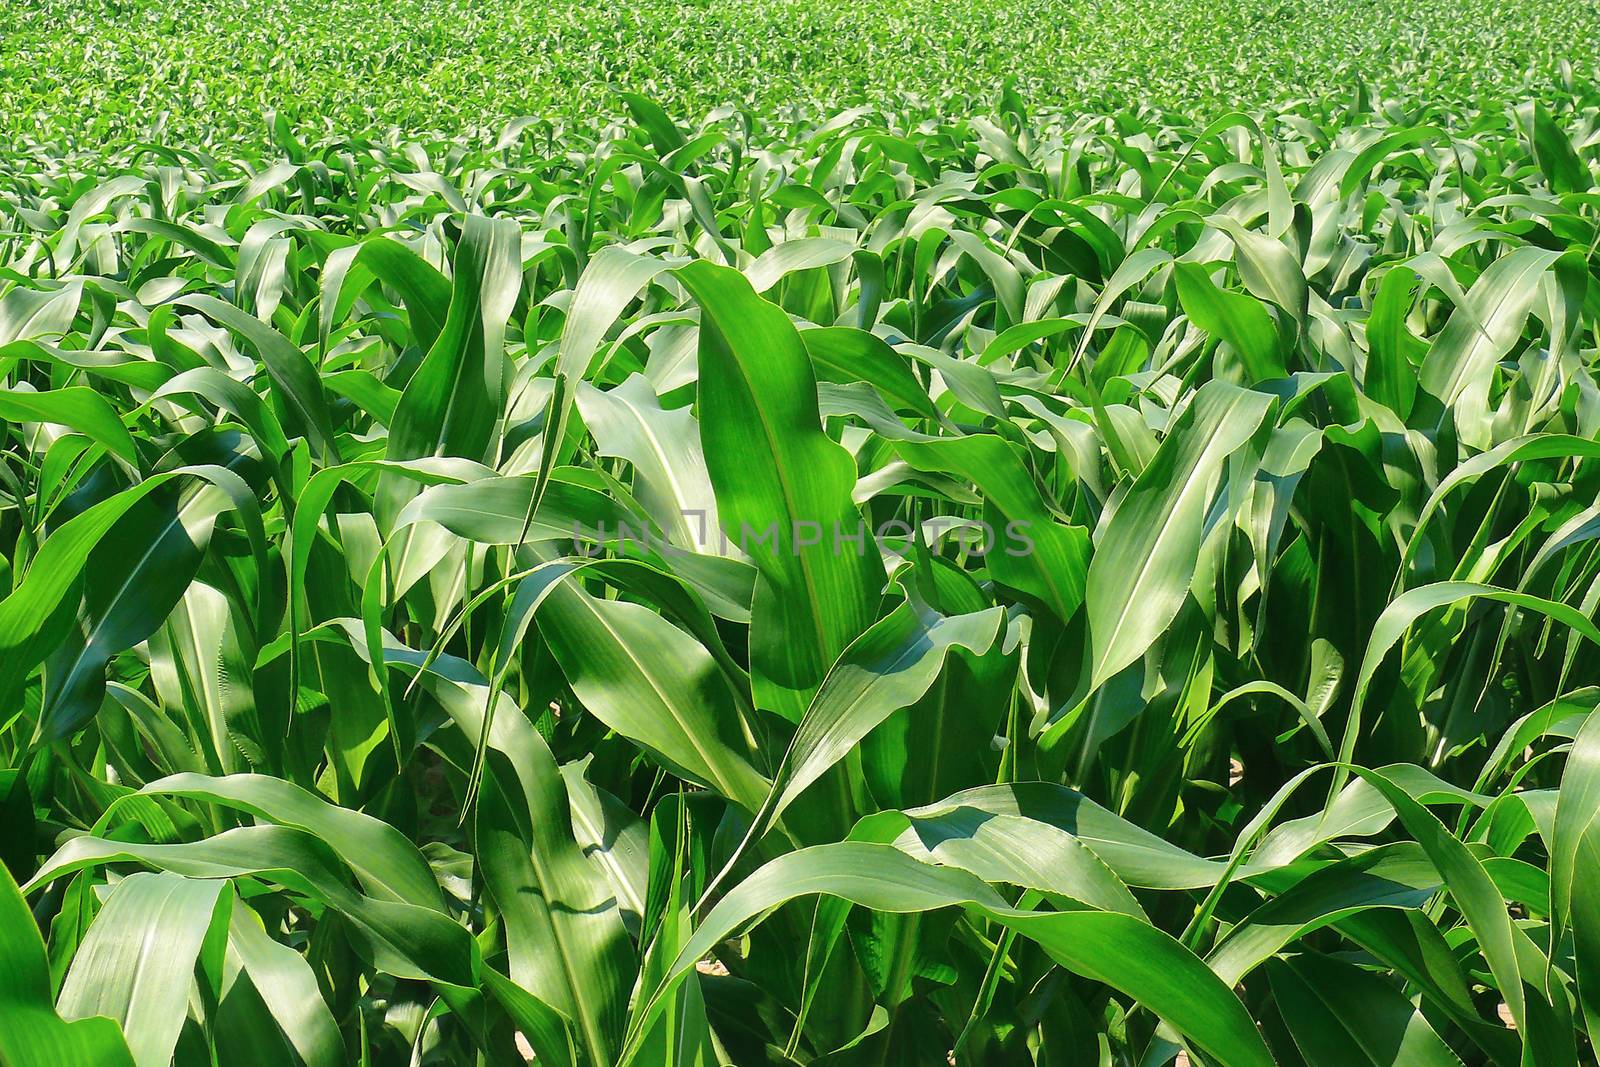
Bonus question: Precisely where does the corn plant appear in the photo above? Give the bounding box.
[0,83,1598,1067]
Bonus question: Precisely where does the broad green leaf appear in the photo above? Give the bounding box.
[522,564,771,813]
[766,599,1004,827]
[1207,843,1439,986]
[575,374,724,552]
[1518,101,1589,194]
[0,282,82,345]
[1268,951,1464,1067]
[894,434,1090,621]
[0,467,261,731]
[344,624,634,1066]
[678,259,885,718]
[174,294,341,462]
[884,782,1230,890]
[57,872,232,1067]
[225,897,343,1067]
[136,772,444,908]
[1174,262,1284,382]
[0,386,139,468]
[1418,247,1563,408]
[25,825,481,987]
[385,214,522,467]
[1084,380,1275,689]
[1552,707,1600,1046]
[0,861,135,1067]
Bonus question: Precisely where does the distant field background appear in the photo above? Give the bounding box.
[6,0,1600,146]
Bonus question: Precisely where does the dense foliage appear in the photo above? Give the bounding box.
[4,0,1600,148]
[3,12,1600,1067]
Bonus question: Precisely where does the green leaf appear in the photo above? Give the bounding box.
[1364,265,1425,417]
[0,467,260,730]
[347,624,634,1066]
[225,895,343,1067]
[0,386,139,468]
[1268,951,1464,1066]
[1084,380,1275,690]
[25,824,480,987]
[1207,842,1439,986]
[319,234,452,355]
[385,214,522,467]
[0,282,81,345]
[1518,101,1589,195]
[42,480,236,740]
[1174,262,1284,382]
[174,294,341,462]
[0,861,135,1067]
[1339,582,1600,795]
[57,872,232,1067]
[764,600,1004,827]
[1552,707,1600,1047]
[894,434,1090,621]
[137,772,444,908]
[678,259,886,717]
[575,374,724,552]
[890,782,1230,889]
[1349,768,1536,1043]
[522,564,771,813]
[1417,247,1563,409]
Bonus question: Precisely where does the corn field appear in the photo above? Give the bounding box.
[2,8,1600,1066]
